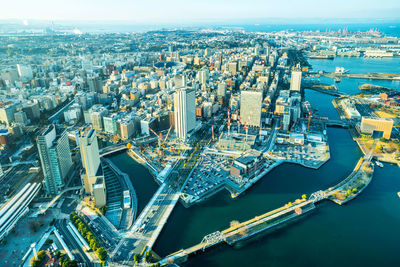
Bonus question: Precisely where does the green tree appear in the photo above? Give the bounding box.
[62,260,78,267]
[144,251,150,261]
[90,239,99,251]
[96,247,107,261]
[134,254,140,263]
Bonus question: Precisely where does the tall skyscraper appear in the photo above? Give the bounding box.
[79,127,100,192]
[240,90,263,127]
[37,125,73,195]
[79,127,106,208]
[174,89,196,139]
[289,65,302,91]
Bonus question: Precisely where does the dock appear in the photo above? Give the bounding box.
[323,72,400,81]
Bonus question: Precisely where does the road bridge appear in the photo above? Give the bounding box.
[159,198,319,265]
[313,118,355,128]
[34,186,82,216]
[100,144,127,157]
[159,151,376,266]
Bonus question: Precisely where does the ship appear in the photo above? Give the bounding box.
[375,161,383,168]
[308,54,334,60]
[334,77,342,83]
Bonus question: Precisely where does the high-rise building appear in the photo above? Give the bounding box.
[89,105,108,132]
[22,102,41,121]
[87,76,102,93]
[199,69,209,85]
[79,127,100,182]
[78,127,106,207]
[103,115,119,135]
[1,69,19,85]
[120,119,135,140]
[240,90,262,127]
[228,62,238,74]
[174,74,187,89]
[0,105,16,125]
[174,88,196,139]
[37,125,73,195]
[217,82,227,97]
[16,64,33,80]
[290,66,302,92]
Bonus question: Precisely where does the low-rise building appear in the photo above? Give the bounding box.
[360,117,393,139]
[230,149,264,180]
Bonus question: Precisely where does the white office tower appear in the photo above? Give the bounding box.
[174,89,196,139]
[198,69,209,85]
[16,64,33,80]
[79,127,105,207]
[37,125,73,195]
[240,90,262,127]
[79,127,100,189]
[217,82,227,97]
[290,65,302,91]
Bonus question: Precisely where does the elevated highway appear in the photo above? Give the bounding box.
[34,186,82,216]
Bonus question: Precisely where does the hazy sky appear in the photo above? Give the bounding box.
[1,0,400,23]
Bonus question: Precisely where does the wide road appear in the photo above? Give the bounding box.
[56,219,94,266]
[111,184,179,264]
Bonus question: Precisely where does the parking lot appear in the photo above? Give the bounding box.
[182,154,233,201]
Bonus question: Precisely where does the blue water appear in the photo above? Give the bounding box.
[69,22,400,37]
[309,57,400,94]
[111,53,400,267]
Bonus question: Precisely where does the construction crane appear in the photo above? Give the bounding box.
[149,127,163,156]
[162,125,173,146]
[304,101,313,132]
[227,109,231,136]
[244,122,249,142]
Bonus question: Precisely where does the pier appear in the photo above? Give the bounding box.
[302,81,346,96]
[323,72,400,81]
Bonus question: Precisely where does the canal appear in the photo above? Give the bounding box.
[108,152,158,215]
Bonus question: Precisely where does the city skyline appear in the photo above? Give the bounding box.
[0,2,400,265]
[1,0,400,23]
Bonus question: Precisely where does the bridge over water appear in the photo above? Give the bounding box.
[314,118,355,128]
[159,196,322,265]
[159,155,374,266]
